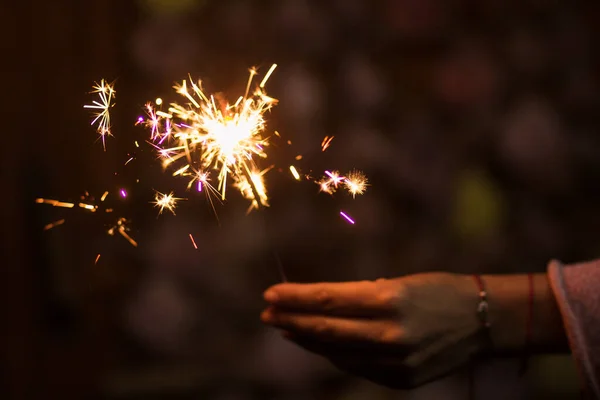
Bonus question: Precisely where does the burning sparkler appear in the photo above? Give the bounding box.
[38,65,371,277]
[143,64,279,210]
[84,79,116,150]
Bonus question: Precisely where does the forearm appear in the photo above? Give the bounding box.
[482,273,569,355]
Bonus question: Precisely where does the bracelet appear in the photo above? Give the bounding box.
[519,273,534,375]
[473,275,491,329]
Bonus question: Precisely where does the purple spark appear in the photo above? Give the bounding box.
[340,211,355,224]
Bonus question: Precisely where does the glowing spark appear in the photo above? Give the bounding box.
[142,103,161,140]
[84,79,115,150]
[124,157,134,165]
[156,98,163,105]
[316,170,368,197]
[78,203,97,212]
[295,155,303,160]
[37,192,139,249]
[195,170,210,192]
[173,165,190,176]
[189,234,198,249]
[36,198,75,208]
[289,165,301,180]
[147,65,279,210]
[259,64,277,88]
[340,211,355,224]
[107,217,137,247]
[321,136,334,151]
[234,167,271,213]
[325,171,344,186]
[156,111,172,119]
[318,170,345,194]
[153,191,182,215]
[135,141,140,148]
[344,170,368,198]
[120,189,127,198]
[44,219,65,231]
[95,254,101,264]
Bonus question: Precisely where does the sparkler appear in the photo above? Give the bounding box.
[38,67,370,279]
[143,65,278,210]
[140,65,293,279]
[84,79,116,150]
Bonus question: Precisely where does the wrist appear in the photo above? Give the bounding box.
[480,274,568,354]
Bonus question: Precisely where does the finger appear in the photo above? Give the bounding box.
[263,280,400,316]
[262,308,404,345]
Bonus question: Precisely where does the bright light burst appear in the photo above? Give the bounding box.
[84,79,116,150]
[143,64,279,210]
[344,170,369,198]
[153,190,182,215]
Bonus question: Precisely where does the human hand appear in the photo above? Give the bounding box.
[261,273,488,388]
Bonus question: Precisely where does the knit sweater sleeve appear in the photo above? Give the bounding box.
[548,259,600,398]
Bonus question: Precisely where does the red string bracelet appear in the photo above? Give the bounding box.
[520,273,534,375]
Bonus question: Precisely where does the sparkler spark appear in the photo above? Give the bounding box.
[340,211,355,224]
[44,219,65,231]
[317,170,368,198]
[37,192,137,247]
[321,136,334,152]
[189,233,198,249]
[84,79,116,150]
[289,165,301,180]
[234,167,271,213]
[344,170,368,198]
[108,217,137,247]
[153,191,182,215]
[144,65,279,210]
[36,198,75,208]
[318,170,345,194]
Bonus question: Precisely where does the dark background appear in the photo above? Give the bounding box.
[3,1,599,399]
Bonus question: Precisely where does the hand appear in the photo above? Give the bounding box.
[260,273,488,389]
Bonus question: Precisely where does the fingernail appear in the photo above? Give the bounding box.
[264,289,279,303]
